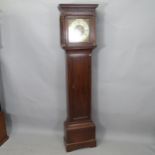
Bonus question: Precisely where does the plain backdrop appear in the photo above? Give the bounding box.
[0,0,155,144]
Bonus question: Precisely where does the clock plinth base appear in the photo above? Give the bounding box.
[64,121,96,152]
[0,112,9,146]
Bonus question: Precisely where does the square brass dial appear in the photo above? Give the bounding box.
[67,18,90,43]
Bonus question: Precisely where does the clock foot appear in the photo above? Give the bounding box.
[64,120,96,152]
[0,112,9,146]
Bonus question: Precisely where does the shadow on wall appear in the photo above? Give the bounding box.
[0,10,12,135]
[92,3,107,145]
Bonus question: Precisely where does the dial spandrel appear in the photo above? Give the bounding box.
[68,19,90,43]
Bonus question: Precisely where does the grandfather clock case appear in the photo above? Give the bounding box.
[59,4,98,151]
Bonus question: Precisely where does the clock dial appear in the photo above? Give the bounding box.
[68,19,90,43]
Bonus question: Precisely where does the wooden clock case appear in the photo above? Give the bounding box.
[58,4,98,152]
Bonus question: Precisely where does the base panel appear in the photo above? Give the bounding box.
[64,121,96,152]
[0,112,8,146]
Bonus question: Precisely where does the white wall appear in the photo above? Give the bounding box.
[0,0,155,143]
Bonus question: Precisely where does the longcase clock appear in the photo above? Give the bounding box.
[58,4,98,152]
